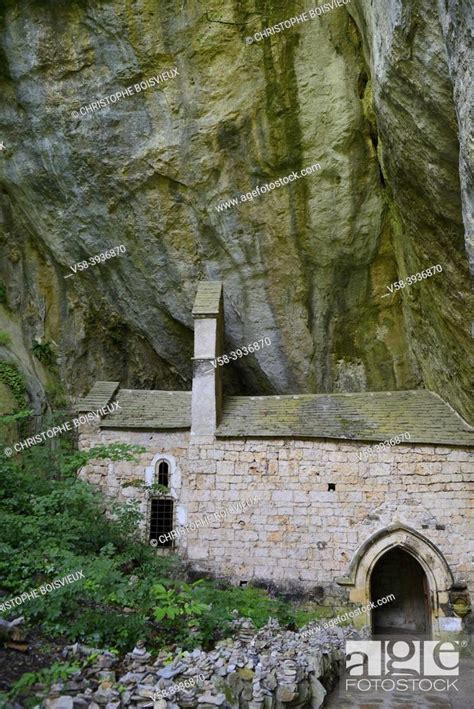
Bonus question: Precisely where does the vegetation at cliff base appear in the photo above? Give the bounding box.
[0,416,297,659]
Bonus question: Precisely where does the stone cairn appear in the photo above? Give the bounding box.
[39,613,365,709]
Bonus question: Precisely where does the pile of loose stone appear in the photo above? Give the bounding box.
[40,613,366,709]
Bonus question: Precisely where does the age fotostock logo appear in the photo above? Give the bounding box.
[345,640,460,692]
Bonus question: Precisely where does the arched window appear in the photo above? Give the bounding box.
[157,460,169,488]
[149,457,174,547]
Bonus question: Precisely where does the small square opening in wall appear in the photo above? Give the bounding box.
[150,498,174,547]
[328,483,336,492]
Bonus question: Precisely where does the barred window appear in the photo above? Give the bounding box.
[149,498,174,548]
[156,460,169,488]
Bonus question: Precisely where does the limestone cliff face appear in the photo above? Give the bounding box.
[0,0,472,422]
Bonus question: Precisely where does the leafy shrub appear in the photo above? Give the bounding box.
[0,437,162,649]
[152,580,208,622]
[31,340,57,367]
[0,660,82,707]
[0,421,297,656]
[189,583,296,647]
[0,362,27,406]
[123,478,169,495]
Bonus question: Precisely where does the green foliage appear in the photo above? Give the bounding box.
[0,409,33,426]
[0,429,297,658]
[123,478,169,495]
[32,340,57,367]
[0,330,10,346]
[293,605,335,628]
[152,580,208,622]
[0,282,6,303]
[45,380,68,407]
[0,408,33,445]
[0,362,27,406]
[0,661,81,707]
[188,583,296,647]
[57,442,145,478]
[0,438,163,651]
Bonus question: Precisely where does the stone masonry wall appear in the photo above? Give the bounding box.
[78,427,473,604]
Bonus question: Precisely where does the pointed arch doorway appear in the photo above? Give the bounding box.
[336,523,458,638]
[370,547,431,636]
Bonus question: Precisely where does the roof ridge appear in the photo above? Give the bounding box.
[76,381,120,412]
[428,390,474,432]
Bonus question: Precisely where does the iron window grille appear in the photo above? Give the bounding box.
[149,497,174,548]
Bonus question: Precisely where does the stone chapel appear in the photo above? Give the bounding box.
[77,282,473,639]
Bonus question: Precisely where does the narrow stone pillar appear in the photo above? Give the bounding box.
[191,281,224,437]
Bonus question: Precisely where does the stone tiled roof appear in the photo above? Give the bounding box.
[216,391,474,446]
[99,389,191,429]
[79,383,474,446]
[76,381,120,412]
[192,281,223,317]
